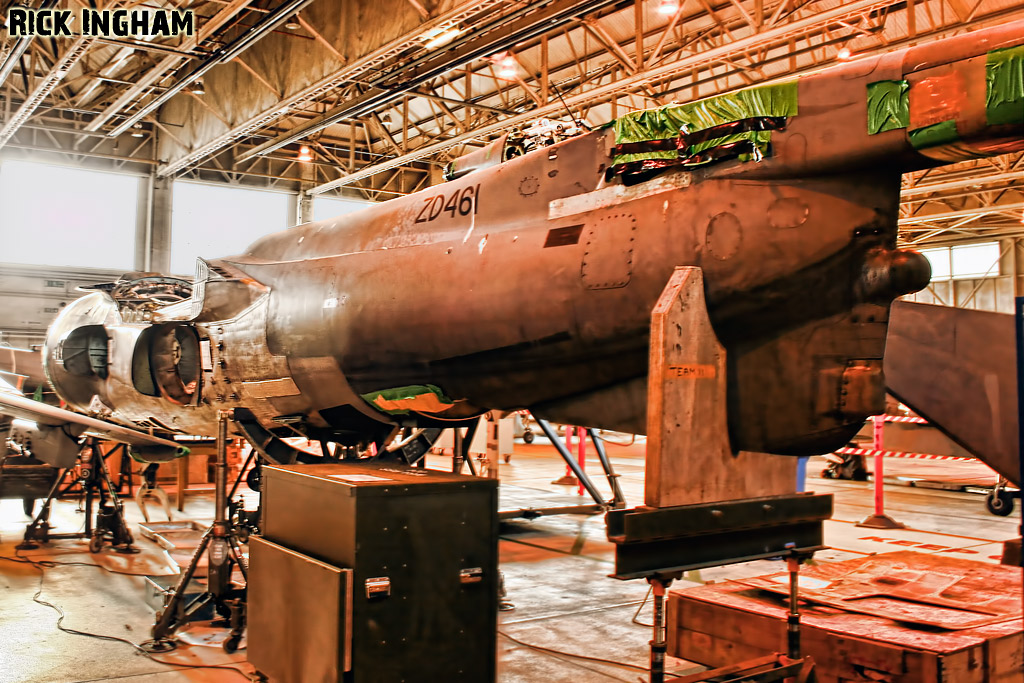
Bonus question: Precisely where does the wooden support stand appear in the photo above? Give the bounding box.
[610,267,830,683]
[645,267,796,507]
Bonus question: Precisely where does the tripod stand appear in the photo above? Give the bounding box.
[144,411,248,653]
[18,439,136,553]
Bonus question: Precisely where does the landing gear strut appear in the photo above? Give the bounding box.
[985,478,1018,516]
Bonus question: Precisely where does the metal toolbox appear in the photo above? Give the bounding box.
[254,462,499,682]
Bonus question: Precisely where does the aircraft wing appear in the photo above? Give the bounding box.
[885,301,1018,486]
[0,390,188,466]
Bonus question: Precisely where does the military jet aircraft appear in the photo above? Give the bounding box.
[1,20,1022,468]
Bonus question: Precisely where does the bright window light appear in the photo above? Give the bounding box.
[312,196,374,223]
[0,160,138,270]
[919,242,1001,282]
[951,241,1000,279]
[920,247,951,281]
[171,181,290,276]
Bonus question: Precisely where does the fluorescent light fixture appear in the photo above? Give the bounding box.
[423,27,462,49]
[131,123,144,138]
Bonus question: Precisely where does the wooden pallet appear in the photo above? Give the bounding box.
[668,551,1023,683]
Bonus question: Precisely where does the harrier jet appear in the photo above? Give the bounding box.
[2,20,1022,472]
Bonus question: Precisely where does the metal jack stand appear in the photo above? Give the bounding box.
[647,572,681,683]
[786,547,802,659]
[143,412,248,653]
[19,440,137,553]
[451,421,479,476]
[608,497,827,683]
[666,548,816,683]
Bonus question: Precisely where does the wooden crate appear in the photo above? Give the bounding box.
[155,451,212,484]
[668,552,1022,683]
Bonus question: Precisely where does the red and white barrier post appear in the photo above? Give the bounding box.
[577,428,586,497]
[857,415,906,529]
[551,425,580,486]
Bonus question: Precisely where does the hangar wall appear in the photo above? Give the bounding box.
[905,239,1024,314]
[0,157,372,347]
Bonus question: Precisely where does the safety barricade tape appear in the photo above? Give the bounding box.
[834,446,975,463]
[881,415,929,424]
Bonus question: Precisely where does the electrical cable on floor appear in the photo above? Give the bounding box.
[6,555,690,682]
[0,553,252,680]
[0,551,139,576]
[631,584,653,627]
[499,629,648,673]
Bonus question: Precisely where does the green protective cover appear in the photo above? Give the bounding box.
[867,80,910,134]
[361,384,454,415]
[908,119,961,149]
[986,45,1024,127]
[126,445,191,464]
[611,81,799,166]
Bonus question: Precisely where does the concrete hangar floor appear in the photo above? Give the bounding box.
[0,437,1015,682]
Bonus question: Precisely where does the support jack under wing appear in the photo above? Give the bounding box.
[886,300,1019,487]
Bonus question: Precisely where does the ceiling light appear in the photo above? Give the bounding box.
[657,0,680,15]
[130,123,144,138]
[284,18,300,29]
[837,46,853,60]
[298,145,313,162]
[499,54,518,79]
[191,78,205,95]
[423,27,462,49]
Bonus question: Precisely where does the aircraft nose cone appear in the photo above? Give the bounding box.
[858,248,932,302]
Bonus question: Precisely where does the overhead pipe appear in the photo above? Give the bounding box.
[86,0,255,132]
[305,0,921,194]
[108,0,315,138]
[234,0,624,163]
[0,0,60,87]
[0,35,95,151]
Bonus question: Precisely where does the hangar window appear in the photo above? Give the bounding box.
[921,242,1001,281]
[170,181,291,276]
[312,195,373,222]
[0,160,138,269]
